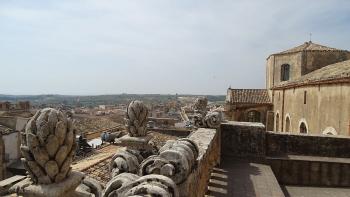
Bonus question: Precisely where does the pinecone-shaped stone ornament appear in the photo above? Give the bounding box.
[20,108,76,184]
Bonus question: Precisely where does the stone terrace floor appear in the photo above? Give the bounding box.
[282,185,350,197]
[206,157,350,197]
[206,158,285,197]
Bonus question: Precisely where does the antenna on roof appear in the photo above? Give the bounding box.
[309,33,312,42]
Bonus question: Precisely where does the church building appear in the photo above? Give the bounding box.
[225,41,350,135]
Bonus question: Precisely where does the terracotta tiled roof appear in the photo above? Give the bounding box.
[0,124,14,135]
[226,89,271,104]
[82,156,111,186]
[273,41,347,56]
[273,60,350,89]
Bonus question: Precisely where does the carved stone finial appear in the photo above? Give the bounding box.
[192,97,208,114]
[20,108,76,184]
[203,111,222,128]
[125,100,149,137]
[109,148,143,177]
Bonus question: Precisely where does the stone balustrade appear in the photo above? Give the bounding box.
[1,100,221,197]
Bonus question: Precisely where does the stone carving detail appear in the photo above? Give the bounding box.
[103,173,179,197]
[193,113,205,128]
[77,177,103,197]
[125,100,149,137]
[111,100,159,179]
[109,148,143,177]
[192,97,208,114]
[20,108,76,184]
[192,97,223,129]
[139,138,199,184]
[203,111,222,128]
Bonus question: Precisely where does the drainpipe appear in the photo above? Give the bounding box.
[281,89,285,132]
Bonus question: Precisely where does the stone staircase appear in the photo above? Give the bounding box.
[205,168,229,197]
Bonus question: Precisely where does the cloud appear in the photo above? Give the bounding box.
[0,0,349,95]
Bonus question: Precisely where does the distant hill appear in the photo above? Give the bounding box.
[0,94,225,107]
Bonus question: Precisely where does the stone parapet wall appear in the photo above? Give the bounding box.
[221,121,350,159]
[186,128,220,197]
[221,121,266,160]
[221,121,350,187]
[269,155,350,187]
[266,131,350,158]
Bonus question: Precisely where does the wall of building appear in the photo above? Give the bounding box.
[0,117,16,130]
[273,83,350,135]
[224,104,271,127]
[266,53,303,88]
[15,118,29,132]
[266,55,275,92]
[0,135,4,180]
[2,132,20,166]
[303,51,350,75]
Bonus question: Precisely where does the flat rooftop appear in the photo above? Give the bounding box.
[207,158,284,197]
[206,158,350,197]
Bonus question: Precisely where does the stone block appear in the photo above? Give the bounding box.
[221,121,265,159]
[309,162,320,185]
[321,163,331,186]
[300,161,310,185]
[340,164,350,186]
[330,163,340,186]
[266,131,350,158]
[9,171,84,197]
[184,128,220,197]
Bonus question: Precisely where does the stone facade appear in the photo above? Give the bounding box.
[265,41,350,135]
[273,84,350,135]
[266,52,303,90]
[0,101,30,112]
[266,41,350,90]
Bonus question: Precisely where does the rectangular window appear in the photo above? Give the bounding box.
[281,64,290,81]
[304,91,307,104]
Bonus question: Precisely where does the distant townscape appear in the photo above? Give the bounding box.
[0,41,349,197]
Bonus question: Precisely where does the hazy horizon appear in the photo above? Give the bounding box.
[1,0,350,95]
[0,93,226,96]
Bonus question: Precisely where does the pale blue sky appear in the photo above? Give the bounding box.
[1,0,350,95]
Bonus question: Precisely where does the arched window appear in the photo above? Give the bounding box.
[300,122,307,133]
[285,116,291,132]
[322,127,337,135]
[275,113,280,132]
[281,64,290,81]
[247,110,260,122]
